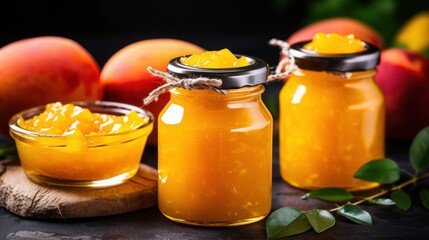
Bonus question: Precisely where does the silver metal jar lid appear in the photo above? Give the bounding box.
[166,55,269,89]
[289,41,380,72]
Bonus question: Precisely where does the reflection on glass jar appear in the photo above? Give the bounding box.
[279,41,385,191]
[157,55,273,226]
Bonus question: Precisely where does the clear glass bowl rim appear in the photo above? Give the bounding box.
[8,101,154,142]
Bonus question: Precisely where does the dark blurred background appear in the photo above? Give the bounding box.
[1,0,427,67]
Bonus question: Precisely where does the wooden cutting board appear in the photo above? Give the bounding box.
[0,157,158,219]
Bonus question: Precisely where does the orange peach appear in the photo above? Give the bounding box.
[375,48,429,140]
[287,17,384,49]
[0,36,101,136]
[100,38,205,145]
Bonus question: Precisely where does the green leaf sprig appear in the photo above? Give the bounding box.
[266,126,429,239]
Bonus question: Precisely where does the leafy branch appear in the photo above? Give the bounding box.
[266,126,429,239]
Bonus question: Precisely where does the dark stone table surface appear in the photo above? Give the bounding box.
[1,135,429,240]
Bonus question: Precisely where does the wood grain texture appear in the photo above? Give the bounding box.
[0,158,157,219]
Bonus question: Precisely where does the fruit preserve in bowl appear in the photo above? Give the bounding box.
[9,101,153,188]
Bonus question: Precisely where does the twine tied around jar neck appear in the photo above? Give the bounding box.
[142,40,297,105]
[143,67,227,105]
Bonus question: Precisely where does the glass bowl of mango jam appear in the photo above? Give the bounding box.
[8,101,153,188]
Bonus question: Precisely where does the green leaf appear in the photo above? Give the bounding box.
[353,159,400,183]
[305,209,335,233]
[368,198,396,206]
[391,190,412,211]
[419,188,429,211]
[266,207,312,239]
[337,204,372,226]
[302,188,353,202]
[410,126,429,172]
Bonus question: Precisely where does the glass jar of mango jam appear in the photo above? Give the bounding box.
[158,51,273,226]
[279,34,385,191]
[9,101,153,188]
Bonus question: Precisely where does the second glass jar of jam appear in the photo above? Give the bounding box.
[279,33,385,191]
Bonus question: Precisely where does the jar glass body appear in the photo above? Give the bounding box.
[158,85,272,226]
[279,69,385,191]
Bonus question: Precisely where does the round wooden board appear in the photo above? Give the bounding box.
[0,157,158,219]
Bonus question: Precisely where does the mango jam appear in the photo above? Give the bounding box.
[158,86,272,226]
[158,53,272,226]
[10,102,153,187]
[279,34,384,191]
[18,102,148,136]
[279,70,384,191]
[303,32,366,54]
[180,48,250,68]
